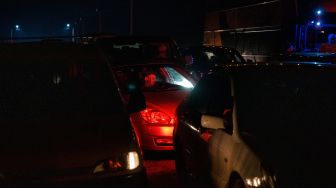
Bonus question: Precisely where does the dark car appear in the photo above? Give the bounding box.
[181,46,246,80]
[111,62,195,152]
[96,35,185,65]
[0,42,147,187]
[174,62,336,188]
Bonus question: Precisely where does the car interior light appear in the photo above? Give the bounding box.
[176,79,194,88]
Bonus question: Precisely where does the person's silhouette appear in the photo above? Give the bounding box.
[157,43,168,58]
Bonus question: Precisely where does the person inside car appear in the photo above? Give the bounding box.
[157,43,169,58]
[144,72,157,88]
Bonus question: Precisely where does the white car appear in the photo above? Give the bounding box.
[175,63,336,188]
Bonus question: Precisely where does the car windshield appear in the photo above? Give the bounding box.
[186,47,245,65]
[234,67,336,143]
[0,45,124,120]
[114,64,194,93]
[206,48,245,64]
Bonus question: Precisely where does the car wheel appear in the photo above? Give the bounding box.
[229,175,245,188]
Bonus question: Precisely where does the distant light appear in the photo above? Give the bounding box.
[321,30,325,34]
[317,10,322,15]
[311,21,315,24]
[65,23,71,30]
[316,22,321,26]
[15,25,20,31]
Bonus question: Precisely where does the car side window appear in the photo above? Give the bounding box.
[188,73,232,116]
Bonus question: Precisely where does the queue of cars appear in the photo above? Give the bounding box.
[0,36,197,187]
[3,35,334,188]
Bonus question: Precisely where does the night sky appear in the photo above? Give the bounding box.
[0,0,205,45]
[0,0,333,45]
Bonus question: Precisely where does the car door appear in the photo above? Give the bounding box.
[178,73,233,183]
[176,76,209,179]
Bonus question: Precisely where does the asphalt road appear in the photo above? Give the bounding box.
[143,151,178,188]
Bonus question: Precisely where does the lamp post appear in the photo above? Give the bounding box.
[96,9,102,33]
[10,25,20,43]
[65,23,75,42]
[130,0,134,35]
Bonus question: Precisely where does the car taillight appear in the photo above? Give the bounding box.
[140,108,174,125]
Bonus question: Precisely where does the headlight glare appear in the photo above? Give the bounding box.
[246,177,262,187]
[93,158,124,174]
[93,151,140,174]
[127,151,140,170]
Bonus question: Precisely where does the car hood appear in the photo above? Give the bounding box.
[144,89,190,116]
[0,114,138,173]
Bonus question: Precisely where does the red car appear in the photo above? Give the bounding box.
[113,63,195,151]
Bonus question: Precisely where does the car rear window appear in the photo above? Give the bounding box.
[0,45,124,119]
[99,40,179,60]
[115,65,194,93]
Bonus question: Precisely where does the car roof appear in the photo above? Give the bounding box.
[269,52,336,63]
[213,61,336,74]
[110,61,181,68]
[96,35,177,44]
[184,45,239,51]
[0,42,101,62]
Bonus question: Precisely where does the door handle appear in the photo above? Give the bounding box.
[185,148,192,155]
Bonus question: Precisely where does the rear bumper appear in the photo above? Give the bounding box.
[138,125,175,151]
[141,134,174,151]
[130,114,175,151]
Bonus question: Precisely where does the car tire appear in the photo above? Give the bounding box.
[229,175,245,188]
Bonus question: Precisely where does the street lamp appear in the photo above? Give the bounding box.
[316,10,322,15]
[10,24,20,43]
[65,23,75,42]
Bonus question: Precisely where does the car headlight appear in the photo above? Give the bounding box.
[245,177,262,187]
[93,151,140,174]
[245,167,276,188]
[126,151,140,170]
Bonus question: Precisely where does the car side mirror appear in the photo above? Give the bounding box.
[201,113,233,135]
[201,115,225,130]
[127,90,146,114]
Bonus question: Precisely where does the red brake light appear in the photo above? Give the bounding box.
[140,108,174,125]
